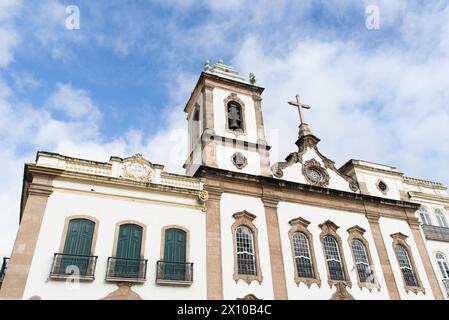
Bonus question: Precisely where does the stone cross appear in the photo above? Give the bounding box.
[288,94,311,125]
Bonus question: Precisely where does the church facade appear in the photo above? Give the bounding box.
[1,60,448,300]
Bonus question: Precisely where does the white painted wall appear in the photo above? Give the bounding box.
[220,193,274,300]
[22,179,206,300]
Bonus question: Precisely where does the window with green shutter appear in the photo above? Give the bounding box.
[114,224,143,278]
[61,219,95,275]
[163,228,187,280]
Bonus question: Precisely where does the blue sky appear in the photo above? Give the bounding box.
[1,0,449,257]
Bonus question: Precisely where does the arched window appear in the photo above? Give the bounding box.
[227,101,242,131]
[59,218,95,276]
[236,226,256,275]
[394,244,418,287]
[292,232,314,279]
[108,223,145,280]
[190,105,200,149]
[231,211,262,284]
[351,239,375,284]
[435,209,448,228]
[323,236,346,281]
[436,252,449,279]
[162,228,187,281]
[417,206,432,225]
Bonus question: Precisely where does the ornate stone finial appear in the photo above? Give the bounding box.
[249,72,256,84]
[204,59,210,71]
[217,58,224,64]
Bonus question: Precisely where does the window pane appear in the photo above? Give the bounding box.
[435,209,448,228]
[292,233,314,279]
[436,253,449,279]
[323,236,345,281]
[236,226,256,275]
[394,245,418,287]
[352,240,375,284]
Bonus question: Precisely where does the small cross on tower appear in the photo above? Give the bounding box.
[288,94,311,125]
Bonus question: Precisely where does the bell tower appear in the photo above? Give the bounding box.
[183,59,271,177]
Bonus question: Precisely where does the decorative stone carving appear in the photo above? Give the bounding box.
[122,154,153,182]
[302,158,330,187]
[231,152,248,170]
[231,211,263,285]
[330,282,355,300]
[100,282,143,300]
[237,294,260,300]
[271,152,299,178]
[376,179,389,195]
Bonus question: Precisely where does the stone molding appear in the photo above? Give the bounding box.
[231,211,263,285]
[288,217,321,288]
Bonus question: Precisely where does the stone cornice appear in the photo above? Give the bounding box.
[24,164,205,204]
[197,166,420,211]
[408,191,449,205]
[184,72,264,114]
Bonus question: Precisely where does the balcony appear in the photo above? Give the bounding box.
[421,224,449,242]
[49,253,97,280]
[106,257,148,283]
[156,261,193,286]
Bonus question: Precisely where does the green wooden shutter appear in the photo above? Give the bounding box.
[164,228,186,280]
[61,219,94,275]
[115,224,143,278]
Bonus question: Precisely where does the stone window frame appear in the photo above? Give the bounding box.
[189,103,201,151]
[319,220,352,288]
[231,210,263,285]
[158,225,192,286]
[231,151,248,170]
[347,225,380,291]
[288,217,321,288]
[53,215,100,281]
[302,158,330,187]
[376,179,389,195]
[390,232,425,295]
[417,206,432,225]
[224,93,247,137]
[58,215,100,256]
[434,208,449,228]
[111,220,147,259]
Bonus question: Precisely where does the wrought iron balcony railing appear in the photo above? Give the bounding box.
[421,224,449,242]
[0,257,10,280]
[156,260,193,285]
[49,253,97,280]
[106,257,148,282]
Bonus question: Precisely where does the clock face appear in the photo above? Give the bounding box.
[306,167,323,182]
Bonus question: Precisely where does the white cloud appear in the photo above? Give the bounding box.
[46,83,101,120]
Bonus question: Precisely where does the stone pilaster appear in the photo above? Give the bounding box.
[204,187,223,300]
[407,216,444,300]
[365,212,401,300]
[262,196,288,300]
[0,175,53,299]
